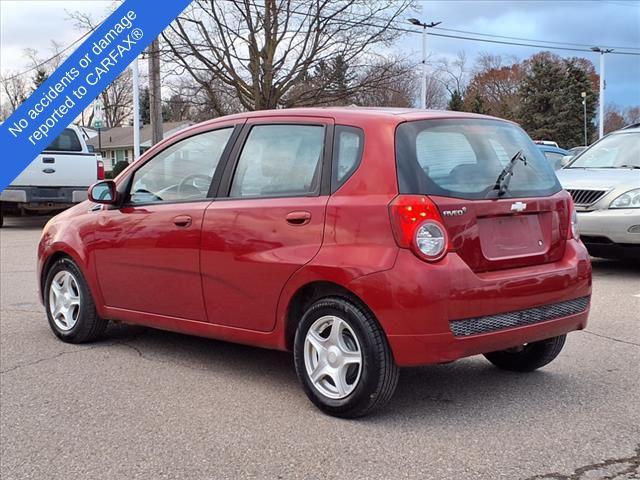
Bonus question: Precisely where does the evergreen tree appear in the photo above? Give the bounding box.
[139,87,151,124]
[448,89,464,111]
[518,53,596,147]
[32,68,48,92]
[558,59,596,146]
[331,55,350,103]
[470,93,486,114]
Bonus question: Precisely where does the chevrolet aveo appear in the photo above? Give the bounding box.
[38,108,592,417]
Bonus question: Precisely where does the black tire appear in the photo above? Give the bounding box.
[0,202,4,228]
[483,335,567,372]
[293,297,399,418]
[44,257,107,343]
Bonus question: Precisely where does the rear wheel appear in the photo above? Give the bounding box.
[44,257,107,343]
[483,335,566,372]
[294,297,399,418]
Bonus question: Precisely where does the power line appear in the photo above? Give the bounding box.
[431,26,640,52]
[2,27,96,82]
[214,0,640,56]
[5,0,639,83]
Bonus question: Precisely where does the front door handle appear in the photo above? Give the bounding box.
[286,211,311,226]
[173,215,192,227]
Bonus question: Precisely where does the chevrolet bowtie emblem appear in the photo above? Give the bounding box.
[511,201,527,212]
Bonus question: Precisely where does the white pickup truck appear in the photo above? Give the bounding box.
[0,125,104,227]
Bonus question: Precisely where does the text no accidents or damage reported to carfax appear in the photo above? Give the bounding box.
[6,10,142,147]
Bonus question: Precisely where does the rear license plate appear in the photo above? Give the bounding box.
[478,214,548,260]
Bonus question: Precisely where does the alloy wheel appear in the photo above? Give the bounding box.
[49,270,81,331]
[303,315,363,399]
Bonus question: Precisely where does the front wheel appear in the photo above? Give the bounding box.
[44,257,108,343]
[483,335,567,372]
[294,297,399,418]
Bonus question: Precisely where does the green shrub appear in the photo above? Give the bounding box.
[108,161,129,179]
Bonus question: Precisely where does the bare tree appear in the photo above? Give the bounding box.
[463,53,524,119]
[162,0,414,112]
[624,105,640,124]
[0,73,28,120]
[352,59,418,108]
[604,103,626,134]
[436,50,468,96]
[68,9,133,127]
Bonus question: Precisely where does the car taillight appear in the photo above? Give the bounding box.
[568,197,579,240]
[389,195,449,262]
[97,160,105,180]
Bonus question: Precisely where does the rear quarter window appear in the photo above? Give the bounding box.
[45,128,82,152]
[332,125,364,192]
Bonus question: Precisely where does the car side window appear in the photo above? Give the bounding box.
[229,124,325,198]
[129,128,233,204]
[332,126,364,192]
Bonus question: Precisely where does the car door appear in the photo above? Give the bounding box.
[93,125,241,321]
[200,117,333,331]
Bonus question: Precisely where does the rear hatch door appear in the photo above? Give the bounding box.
[395,117,568,272]
[432,192,570,272]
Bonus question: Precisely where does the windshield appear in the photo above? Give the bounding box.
[568,132,640,168]
[396,119,561,200]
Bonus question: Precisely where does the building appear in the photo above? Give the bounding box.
[87,122,193,170]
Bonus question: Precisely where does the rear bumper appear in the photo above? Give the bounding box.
[0,186,87,206]
[387,308,588,366]
[348,239,592,367]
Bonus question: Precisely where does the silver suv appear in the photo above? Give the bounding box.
[556,124,640,259]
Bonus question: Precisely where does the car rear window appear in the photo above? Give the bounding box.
[45,128,82,152]
[396,119,561,199]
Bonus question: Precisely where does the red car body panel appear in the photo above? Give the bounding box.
[37,108,592,367]
[201,195,329,331]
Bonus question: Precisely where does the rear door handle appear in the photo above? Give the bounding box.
[42,157,55,164]
[286,211,311,226]
[173,215,192,227]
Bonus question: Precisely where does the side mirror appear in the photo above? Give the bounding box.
[88,180,117,204]
[87,144,95,153]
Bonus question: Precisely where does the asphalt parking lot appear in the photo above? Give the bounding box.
[1,215,638,480]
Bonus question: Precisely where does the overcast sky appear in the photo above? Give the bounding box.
[1,0,639,109]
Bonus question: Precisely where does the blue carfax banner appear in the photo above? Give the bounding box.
[0,0,192,192]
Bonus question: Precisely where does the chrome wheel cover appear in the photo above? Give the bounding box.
[304,315,363,399]
[49,270,81,331]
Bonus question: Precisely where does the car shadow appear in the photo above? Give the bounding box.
[103,322,590,422]
[590,257,640,277]
[0,215,53,230]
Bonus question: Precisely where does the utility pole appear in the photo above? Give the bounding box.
[591,47,613,139]
[148,38,163,146]
[581,91,587,146]
[131,57,141,161]
[408,18,442,109]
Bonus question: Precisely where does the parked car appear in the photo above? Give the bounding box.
[534,140,560,148]
[557,124,640,259]
[537,144,571,170]
[0,125,104,227]
[37,108,592,417]
[568,146,588,157]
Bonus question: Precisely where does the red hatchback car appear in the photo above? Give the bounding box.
[38,108,592,417]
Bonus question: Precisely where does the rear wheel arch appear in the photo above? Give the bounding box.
[285,281,380,351]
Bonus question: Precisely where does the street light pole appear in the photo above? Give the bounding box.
[408,18,442,109]
[131,57,140,161]
[592,47,614,139]
[581,91,587,146]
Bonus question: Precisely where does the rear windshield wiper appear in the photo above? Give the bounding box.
[491,150,528,197]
